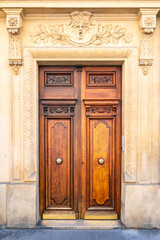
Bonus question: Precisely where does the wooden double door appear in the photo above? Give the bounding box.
[40,66,121,220]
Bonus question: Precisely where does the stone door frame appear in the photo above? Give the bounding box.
[22,46,138,222]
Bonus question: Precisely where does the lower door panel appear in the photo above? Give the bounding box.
[43,118,75,219]
[83,100,121,219]
[85,117,117,219]
[40,100,77,220]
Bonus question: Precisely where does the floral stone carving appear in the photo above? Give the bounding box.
[3,8,23,74]
[31,11,132,46]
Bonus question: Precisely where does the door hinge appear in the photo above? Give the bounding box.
[122,136,125,151]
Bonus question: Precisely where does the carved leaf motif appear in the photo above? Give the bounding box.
[91,106,112,114]
[140,29,153,60]
[31,24,49,44]
[30,11,132,46]
[47,74,71,85]
[90,75,112,84]
[9,31,22,59]
[49,107,69,114]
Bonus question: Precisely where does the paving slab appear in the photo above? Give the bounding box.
[150,230,160,240]
[0,229,123,240]
[0,229,160,240]
[122,229,152,240]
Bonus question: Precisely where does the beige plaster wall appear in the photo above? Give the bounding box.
[0,8,160,228]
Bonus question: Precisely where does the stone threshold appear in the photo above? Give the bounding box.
[38,220,124,230]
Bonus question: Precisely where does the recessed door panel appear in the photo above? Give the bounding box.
[89,118,114,209]
[46,118,72,210]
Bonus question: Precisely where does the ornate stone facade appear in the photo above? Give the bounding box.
[0,1,160,229]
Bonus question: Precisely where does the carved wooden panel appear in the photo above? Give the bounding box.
[49,107,69,114]
[40,67,76,99]
[90,106,112,114]
[85,105,117,116]
[43,104,75,116]
[87,72,116,87]
[45,72,73,86]
[87,118,114,210]
[46,118,73,210]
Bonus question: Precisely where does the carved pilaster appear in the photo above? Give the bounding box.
[139,9,158,75]
[2,8,23,75]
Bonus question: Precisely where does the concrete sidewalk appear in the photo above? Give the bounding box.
[0,229,160,240]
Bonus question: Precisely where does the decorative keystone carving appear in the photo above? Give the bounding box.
[139,9,158,75]
[2,8,23,74]
[31,11,132,46]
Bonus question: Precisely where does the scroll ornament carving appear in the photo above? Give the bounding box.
[91,106,112,114]
[31,11,132,46]
[139,29,153,75]
[139,9,158,75]
[9,31,22,74]
[49,107,69,114]
[2,9,23,75]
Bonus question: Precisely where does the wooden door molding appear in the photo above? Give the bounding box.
[83,100,121,219]
[40,99,77,219]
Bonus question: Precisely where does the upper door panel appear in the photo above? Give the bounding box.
[82,66,121,100]
[39,66,77,99]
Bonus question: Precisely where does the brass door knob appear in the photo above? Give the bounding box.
[98,158,104,165]
[56,158,62,165]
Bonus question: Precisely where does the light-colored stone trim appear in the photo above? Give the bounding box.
[2,8,23,182]
[1,1,160,9]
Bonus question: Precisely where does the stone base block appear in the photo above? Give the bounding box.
[0,184,7,225]
[123,184,160,228]
[7,184,36,228]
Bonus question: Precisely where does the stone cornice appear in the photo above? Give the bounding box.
[1,1,160,9]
